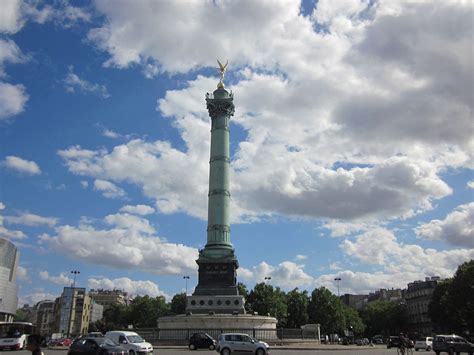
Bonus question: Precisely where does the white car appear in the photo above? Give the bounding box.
[414,337,433,351]
[105,331,153,355]
[216,333,269,355]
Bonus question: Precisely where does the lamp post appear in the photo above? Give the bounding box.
[264,276,272,284]
[67,270,80,338]
[183,276,190,295]
[334,277,341,297]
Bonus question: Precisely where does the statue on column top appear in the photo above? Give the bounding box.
[217,59,228,89]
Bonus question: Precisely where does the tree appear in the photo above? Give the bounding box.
[170,293,186,315]
[308,287,345,335]
[360,300,407,337]
[129,295,170,327]
[14,309,29,322]
[342,305,365,334]
[286,288,309,328]
[429,260,474,335]
[246,283,287,325]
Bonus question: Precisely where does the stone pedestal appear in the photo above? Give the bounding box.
[157,313,278,340]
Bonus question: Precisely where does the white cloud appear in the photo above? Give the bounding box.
[467,181,474,189]
[0,202,26,240]
[0,39,26,77]
[39,271,73,286]
[0,0,23,33]
[102,129,121,139]
[80,180,89,189]
[0,83,29,121]
[295,255,307,261]
[415,203,474,248]
[39,212,198,275]
[5,212,57,227]
[119,204,155,216]
[341,227,474,278]
[2,156,40,175]
[93,179,126,199]
[88,277,168,299]
[64,67,110,98]
[19,289,57,307]
[16,266,28,280]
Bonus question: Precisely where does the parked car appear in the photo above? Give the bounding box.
[188,332,216,350]
[105,331,153,355]
[372,335,385,344]
[355,338,370,345]
[87,332,105,338]
[432,334,474,355]
[414,337,433,351]
[216,333,269,355]
[387,336,402,349]
[68,337,127,355]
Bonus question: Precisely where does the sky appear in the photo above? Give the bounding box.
[0,0,473,307]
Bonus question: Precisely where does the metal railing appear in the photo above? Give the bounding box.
[133,328,319,341]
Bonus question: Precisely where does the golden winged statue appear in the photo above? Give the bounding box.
[217,59,228,89]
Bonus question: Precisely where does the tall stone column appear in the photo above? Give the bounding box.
[187,64,245,314]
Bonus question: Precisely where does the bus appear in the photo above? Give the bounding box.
[0,322,33,350]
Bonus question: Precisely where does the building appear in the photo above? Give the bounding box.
[341,294,367,310]
[35,300,55,336]
[406,276,440,336]
[342,288,404,310]
[89,301,103,324]
[0,238,19,322]
[53,287,92,337]
[89,289,130,311]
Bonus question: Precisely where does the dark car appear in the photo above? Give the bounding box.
[188,332,216,350]
[387,336,402,349]
[433,334,474,355]
[68,337,127,355]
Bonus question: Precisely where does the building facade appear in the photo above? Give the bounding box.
[53,287,91,337]
[406,276,440,336]
[0,238,19,322]
[89,289,130,311]
[35,300,55,336]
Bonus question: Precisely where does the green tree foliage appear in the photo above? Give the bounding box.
[129,295,170,328]
[246,283,287,326]
[14,308,29,322]
[429,260,474,334]
[342,305,365,334]
[286,288,309,328]
[170,293,187,315]
[360,300,407,337]
[308,287,345,334]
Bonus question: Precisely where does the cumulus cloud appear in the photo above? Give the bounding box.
[119,204,155,216]
[16,265,28,280]
[341,227,474,278]
[415,203,474,248]
[64,67,110,98]
[467,181,474,189]
[2,156,40,175]
[93,179,126,199]
[0,0,23,33]
[39,212,198,275]
[5,212,57,227]
[0,39,26,77]
[0,83,29,121]
[39,271,73,286]
[19,289,57,307]
[0,202,26,240]
[88,277,168,299]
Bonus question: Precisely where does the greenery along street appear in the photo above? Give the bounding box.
[18,261,470,338]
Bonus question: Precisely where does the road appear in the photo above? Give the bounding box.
[2,347,435,355]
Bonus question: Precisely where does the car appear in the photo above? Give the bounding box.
[432,334,474,355]
[188,332,216,350]
[105,331,153,355]
[372,335,385,344]
[414,337,433,351]
[387,336,402,349]
[68,337,127,355]
[355,338,370,345]
[87,332,105,338]
[216,333,269,355]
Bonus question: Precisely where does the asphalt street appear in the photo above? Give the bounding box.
[2,347,436,355]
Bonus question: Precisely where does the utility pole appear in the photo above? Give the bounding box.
[334,277,341,297]
[183,276,190,295]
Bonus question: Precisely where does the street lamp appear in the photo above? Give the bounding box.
[67,270,80,338]
[334,277,341,297]
[264,276,272,284]
[183,276,190,295]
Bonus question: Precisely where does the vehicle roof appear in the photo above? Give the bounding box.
[435,335,463,337]
[220,333,253,336]
[106,331,139,336]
